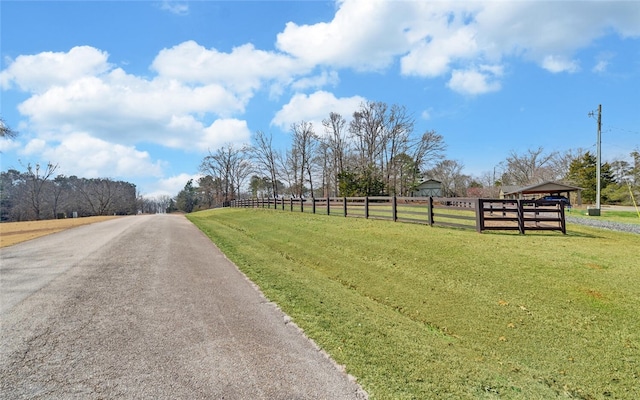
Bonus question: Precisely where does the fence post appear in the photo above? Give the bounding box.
[428,197,434,226]
[343,197,347,217]
[312,197,316,214]
[327,196,331,215]
[290,197,293,212]
[475,198,483,233]
[392,196,397,221]
[517,199,525,234]
[365,196,369,219]
[560,202,566,234]
[281,198,285,211]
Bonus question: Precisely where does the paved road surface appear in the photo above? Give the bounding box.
[0,214,367,399]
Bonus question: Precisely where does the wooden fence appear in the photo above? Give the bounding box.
[228,196,566,234]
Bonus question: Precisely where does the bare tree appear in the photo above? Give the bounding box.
[427,159,470,197]
[322,112,350,196]
[383,104,413,195]
[500,147,559,185]
[289,121,318,197]
[410,130,446,173]
[250,131,281,198]
[24,162,58,219]
[350,101,387,173]
[200,144,251,203]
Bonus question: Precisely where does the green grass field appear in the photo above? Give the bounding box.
[188,208,639,399]
[568,207,640,225]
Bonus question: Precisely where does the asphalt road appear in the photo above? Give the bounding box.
[0,214,367,399]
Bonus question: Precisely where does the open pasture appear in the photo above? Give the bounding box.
[189,207,639,399]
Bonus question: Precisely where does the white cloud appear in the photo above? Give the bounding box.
[291,70,340,92]
[277,0,414,71]
[271,91,366,133]
[592,60,609,73]
[22,138,47,155]
[36,133,163,179]
[0,137,20,153]
[541,55,580,74]
[276,0,640,92]
[146,173,203,198]
[2,45,255,154]
[199,119,252,151]
[0,46,110,92]
[160,1,189,16]
[151,41,305,99]
[401,25,479,77]
[447,65,503,95]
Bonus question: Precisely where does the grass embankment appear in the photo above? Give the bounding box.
[188,208,639,399]
[0,216,120,248]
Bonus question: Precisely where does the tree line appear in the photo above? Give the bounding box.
[174,100,640,212]
[1,163,138,221]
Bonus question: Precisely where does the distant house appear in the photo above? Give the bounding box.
[500,181,583,205]
[412,179,443,197]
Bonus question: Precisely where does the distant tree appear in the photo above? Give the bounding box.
[249,175,273,198]
[427,159,470,197]
[389,153,419,195]
[289,121,318,197]
[499,147,559,185]
[322,112,349,196]
[197,175,217,209]
[609,159,632,185]
[200,144,250,203]
[250,131,281,198]
[567,151,615,203]
[166,198,178,213]
[410,129,446,174]
[175,179,198,213]
[24,162,58,219]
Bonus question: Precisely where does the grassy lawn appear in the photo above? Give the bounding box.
[568,207,640,225]
[188,208,639,399]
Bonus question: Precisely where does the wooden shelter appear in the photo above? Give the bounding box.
[412,179,443,197]
[500,181,583,205]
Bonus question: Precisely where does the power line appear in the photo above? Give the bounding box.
[602,124,639,135]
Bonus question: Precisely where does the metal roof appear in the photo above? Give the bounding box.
[501,181,583,195]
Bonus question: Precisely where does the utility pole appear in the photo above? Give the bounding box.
[588,105,602,216]
[596,104,602,214]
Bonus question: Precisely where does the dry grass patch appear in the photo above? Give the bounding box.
[0,216,120,247]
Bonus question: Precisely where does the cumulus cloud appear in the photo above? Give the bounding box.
[0,46,111,92]
[146,173,203,198]
[25,133,163,179]
[541,55,580,74]
[271,91,365,134]
[3,45,256,154]
[277,0,640,91]
[447,65,503,95]
[151,41,305,99]
[277,0,414,71]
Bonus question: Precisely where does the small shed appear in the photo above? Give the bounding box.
[412,179,443,197]
[500,181,583,205]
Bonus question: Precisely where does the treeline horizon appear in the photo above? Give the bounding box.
[174,101,640,213]
[1,163,138,222]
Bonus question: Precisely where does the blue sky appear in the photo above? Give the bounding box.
[1,0,639,198]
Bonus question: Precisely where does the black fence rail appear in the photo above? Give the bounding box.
[229,196,566,234]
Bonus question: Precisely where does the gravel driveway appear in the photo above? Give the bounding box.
[0,214,367,399]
